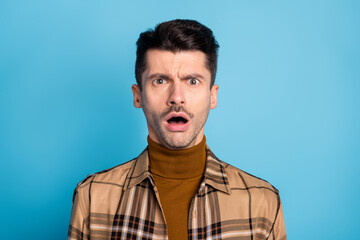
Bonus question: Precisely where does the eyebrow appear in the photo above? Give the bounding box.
[147,73,205,81]
[180,73,205,80]
[148,73,171,81]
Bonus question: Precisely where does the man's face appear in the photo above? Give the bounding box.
[132,49,218,149]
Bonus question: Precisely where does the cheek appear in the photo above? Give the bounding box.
[195,92,211,105]
[143,90,164,104]
[192,95,211,116]
[141,94,164,115]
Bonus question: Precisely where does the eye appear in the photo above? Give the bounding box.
[188,78,199,85]
[154,78,167,85]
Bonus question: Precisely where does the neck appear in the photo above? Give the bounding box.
[147,136,206,179]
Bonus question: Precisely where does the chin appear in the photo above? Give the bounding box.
[163,135,195,149]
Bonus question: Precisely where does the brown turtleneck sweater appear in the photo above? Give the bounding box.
[147,136,206,240]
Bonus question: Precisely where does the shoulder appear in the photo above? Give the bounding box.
[73,158,136,196]
[222,161,280,203]
[219,161,286,238]
[225,163,278,193]
[206,147,280,199]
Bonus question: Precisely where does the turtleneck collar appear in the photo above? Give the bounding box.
[147,136,206,179]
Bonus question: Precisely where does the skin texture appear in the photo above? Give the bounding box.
[132,49,219,149]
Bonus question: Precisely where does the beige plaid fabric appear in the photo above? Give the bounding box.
[68,146,286,240]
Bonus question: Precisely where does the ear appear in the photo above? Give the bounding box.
[131,84,142,108]
[210,84,219,109]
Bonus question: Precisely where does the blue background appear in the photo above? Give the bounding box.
[1,0,359,239]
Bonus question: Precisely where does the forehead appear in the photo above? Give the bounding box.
[143,49,210,79]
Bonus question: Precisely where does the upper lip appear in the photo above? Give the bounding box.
[164,112,190,122]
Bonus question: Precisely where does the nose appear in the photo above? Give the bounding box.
[167,81,185,106]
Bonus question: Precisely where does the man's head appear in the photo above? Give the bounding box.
[135,19,219,90]
[132,19,220,150]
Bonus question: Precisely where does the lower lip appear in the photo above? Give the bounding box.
[165,121,190,131]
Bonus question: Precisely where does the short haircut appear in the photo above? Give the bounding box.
[135,19,219,90]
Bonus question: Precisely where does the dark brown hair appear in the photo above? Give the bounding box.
[135,19,219,90]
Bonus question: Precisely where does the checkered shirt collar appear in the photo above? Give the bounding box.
[124,145,231,195]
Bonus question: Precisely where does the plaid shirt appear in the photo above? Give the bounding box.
[68,146,287,240]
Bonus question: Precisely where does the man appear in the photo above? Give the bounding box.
[68,19,286,240]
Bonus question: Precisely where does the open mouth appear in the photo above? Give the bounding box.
[165,113,190,131]
[167,116,188,125]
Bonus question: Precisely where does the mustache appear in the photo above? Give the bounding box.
[160,105,194,119]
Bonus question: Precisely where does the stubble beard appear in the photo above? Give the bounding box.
[143,104,210,150]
